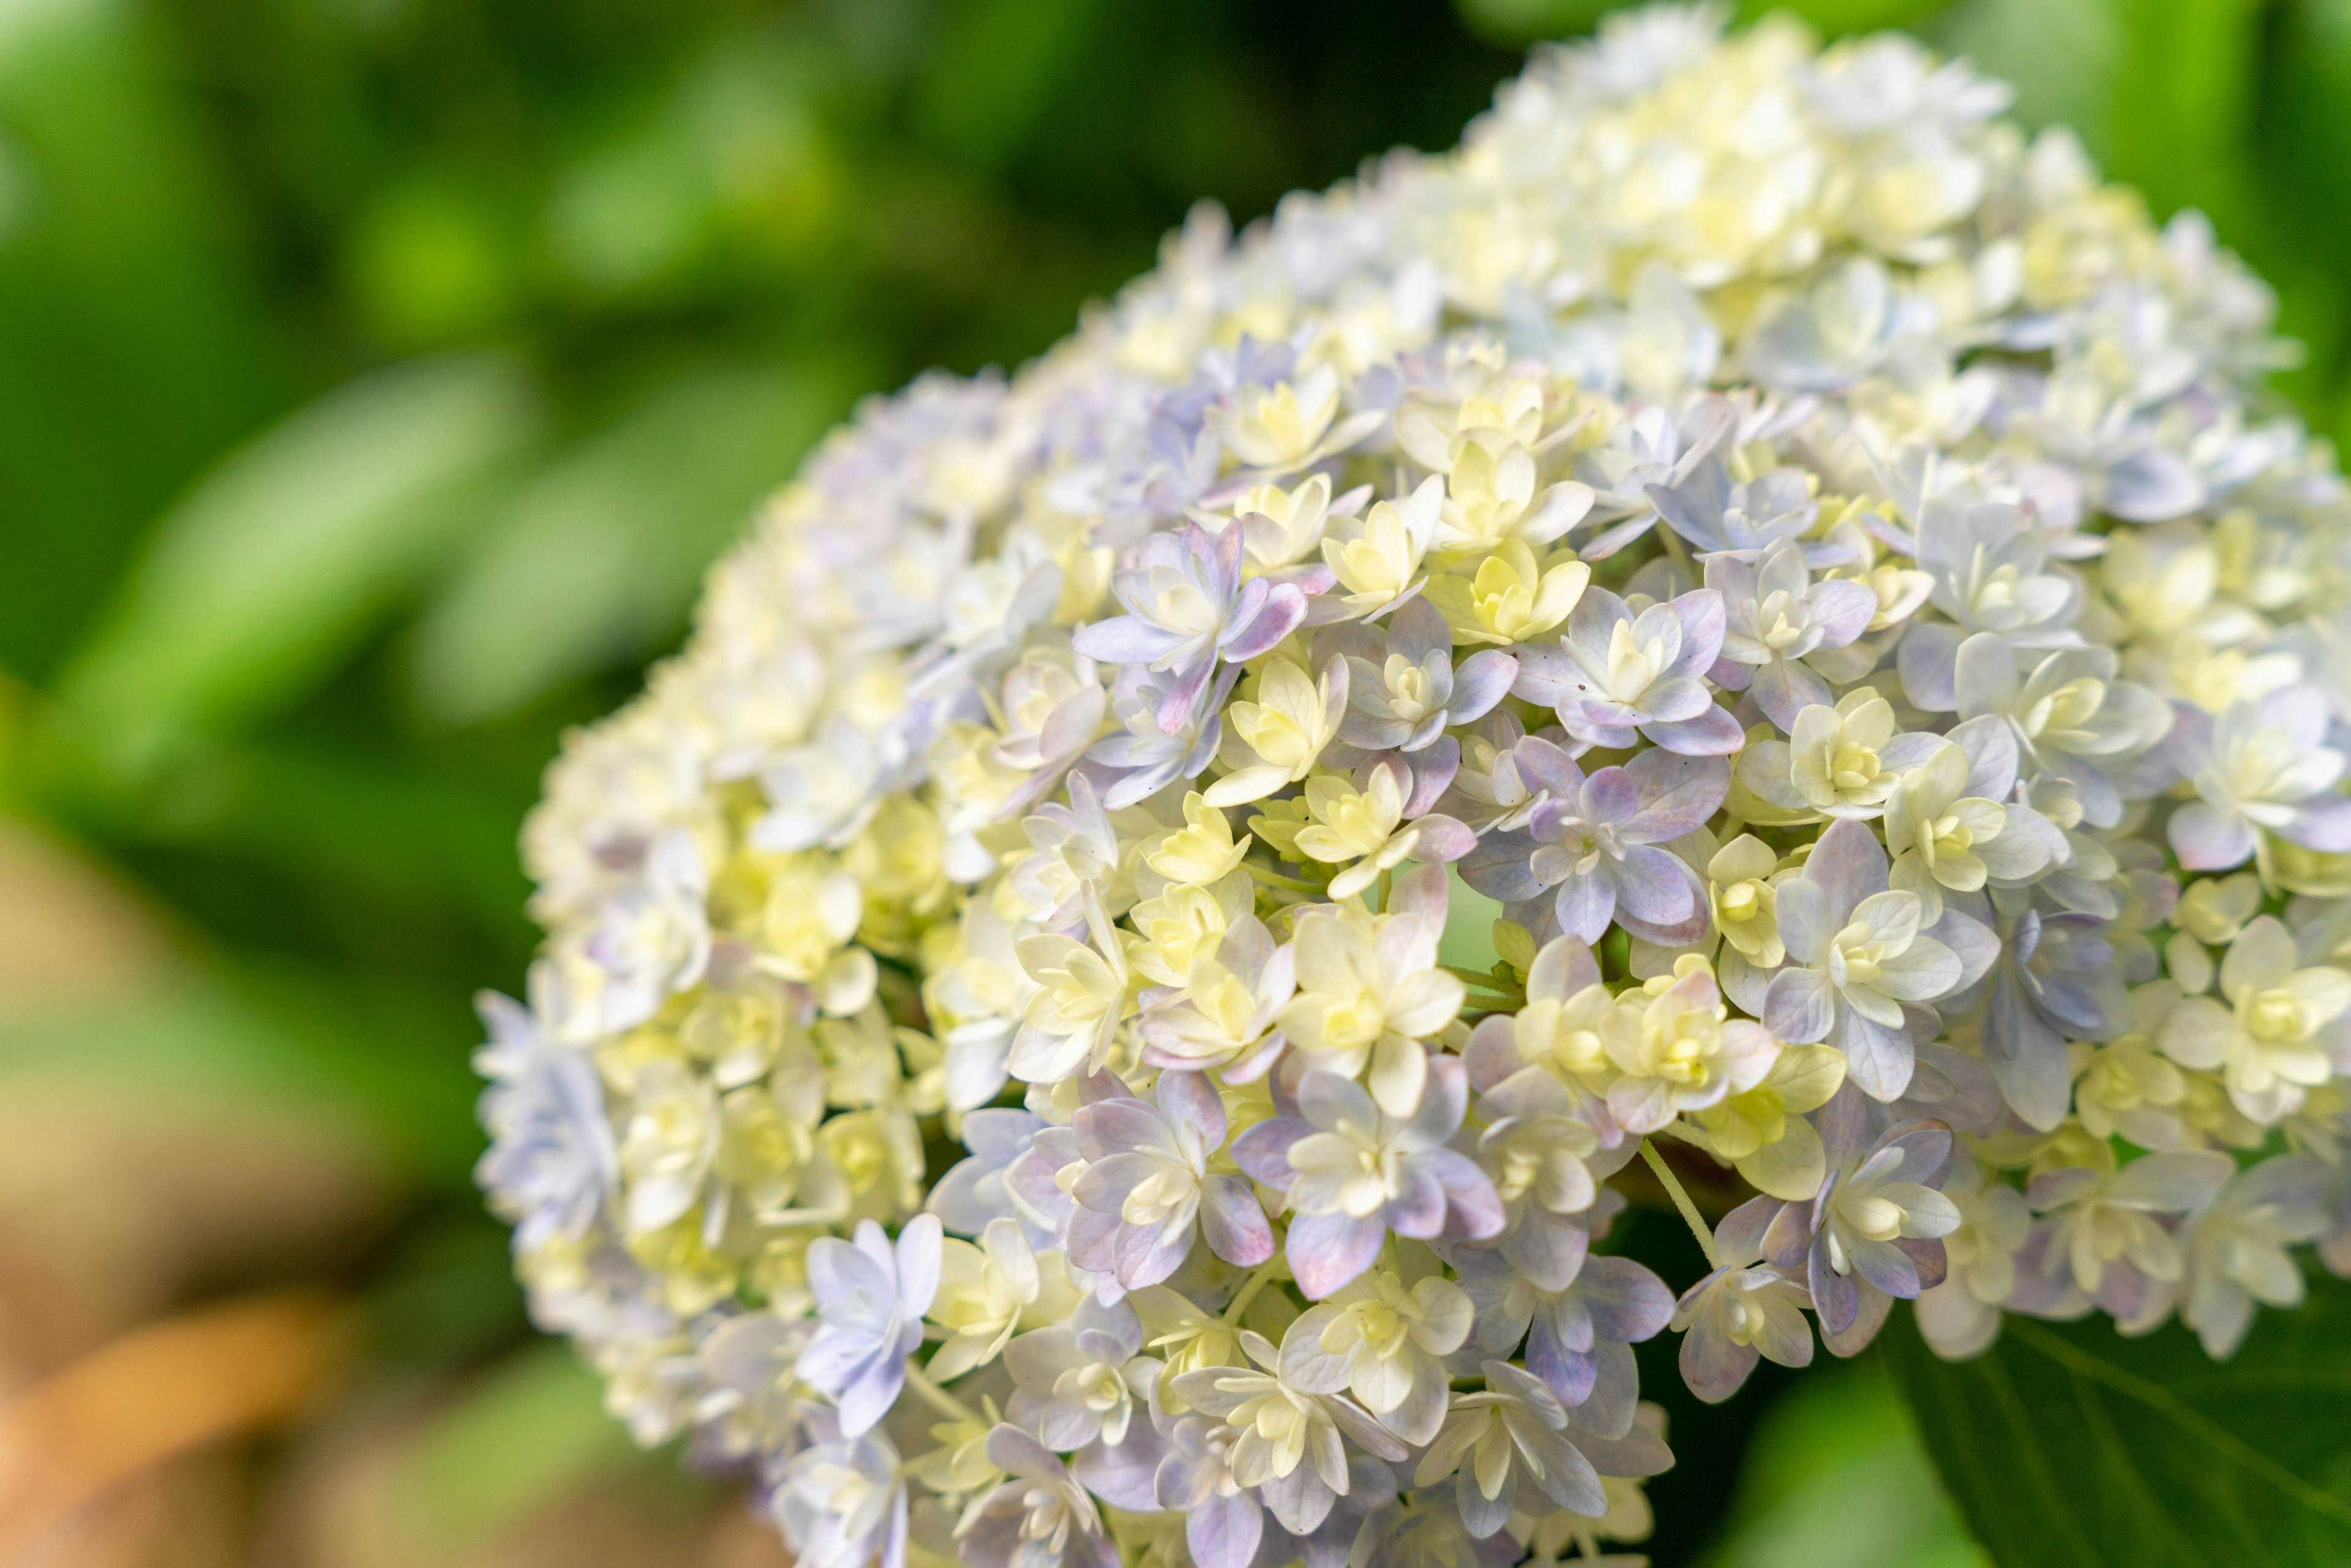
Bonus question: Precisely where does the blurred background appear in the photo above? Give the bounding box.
[0,0,2343,1559]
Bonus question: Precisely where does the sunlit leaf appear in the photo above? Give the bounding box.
[55,354,539,772]
[2105,0,2263,238]
[409,361,840,726]
[1705,1360,1987,1568]
[1736,0,1952,36]
[1883,1281,2351,1567]
[1928,0,2121,148]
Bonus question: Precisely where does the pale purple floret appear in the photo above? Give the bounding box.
[1003,1068,1131,1250]
[1005,1294,1149,1449]
[1644,455,1825,562]
[1458,743,1725,945]
[795,1214,942,1436]
[473,989,618,1253]
[1083,659,1239,809]
[2166,683,2351,870]
[1573,397,1736,560]
[773,1419,909,1568]
[1067,1068,1275,1289]
[1759,817,1997,1101]
[1232,1060,1503,1299]
[1451,1245,1673,1411]
[1983,904,2128,1132]
[1073,520,1310,732]
[961,1425,1122,1568]
[1671,1195,1814,1403]
[1954,633,2171,830]
[1153,1414,1268,1568]
[1437,711,1567,832]
[1897,496,2085,710]
[928,1108,1054,1245]
[1466,1067,1635,1288]
[1760,1095,1955,1354]
[1326,596,1518,753]
[1704,537,1881,730]
[1264,1452,1401,1568]
[1510,585,1742,755]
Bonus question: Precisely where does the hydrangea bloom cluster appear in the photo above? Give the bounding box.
[478,9,2351,1564]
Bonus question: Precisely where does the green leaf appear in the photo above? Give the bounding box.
[1927,0,2121,149]
[0,958,483,1187]
[1438,862,1504,973]
[2104,0,2264,238]
[1453,0,1618,45]
[122,740,533,934]
[54,354,539,771]
[381,1340,654,1554]
[0,0,297,679]
[1881,1277,2351,1567]
[1735,0,1954,38]
[920,0,1109,168]
[1702,1359,1987,1568]
[408,361,841,726]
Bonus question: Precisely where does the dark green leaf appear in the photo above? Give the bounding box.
[0,0,295,677]
[920,0,1110,168]
[1882,1277,2351,1567]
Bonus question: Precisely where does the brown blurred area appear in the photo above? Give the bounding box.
[0,822,787,1567]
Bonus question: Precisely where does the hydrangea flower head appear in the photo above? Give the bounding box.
[479,12,2351,1559]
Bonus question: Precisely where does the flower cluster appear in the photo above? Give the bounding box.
[478,9,2351,1566]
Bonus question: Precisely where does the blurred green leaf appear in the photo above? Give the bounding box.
[347,177,522,351]
[1736,0,1954,36]
[55,354,540,771]
[384,1340,652,1553]
[0,0,294,679]
[1438,863,1504,973]
[1930,0,2120,149]
[410,361,844,726]
[2105,0,2263,238]
[1883,1277,2351,1567]
[1454,0,1618,45]
[1702,1359,1986,1568]
[0,959,480,1185]
[126,740,532,933]
[921,0,1109,168]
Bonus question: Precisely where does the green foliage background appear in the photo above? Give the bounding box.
[2,0,2349,1560]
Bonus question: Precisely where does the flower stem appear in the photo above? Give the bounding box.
[1639,1138,1720,1269]
[901,1356,980,1425]
[1246,863,1319,893]
[1221,1258,1286,1324]
[1654,517,1694,577]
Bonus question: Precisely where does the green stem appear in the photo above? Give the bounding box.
[1442,964,1524,996]
[1221,1259,1286,1325]
[1654,517,1694,577]
[1639,1138,1720,1269]
[901,1356,980,1425]
[1246,863,1319,893]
